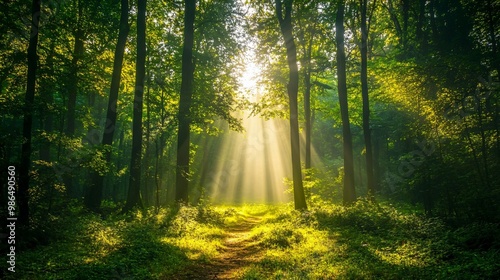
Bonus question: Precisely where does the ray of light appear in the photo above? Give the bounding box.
[198,111,292,204]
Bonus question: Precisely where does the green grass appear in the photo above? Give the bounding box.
[240,200,500,279]
[5,201,500,279]
[5,203,232,279]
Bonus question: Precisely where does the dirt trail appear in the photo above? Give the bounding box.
[171,214,265,280]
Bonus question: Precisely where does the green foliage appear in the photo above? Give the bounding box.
[6,203,235,279]
[7,201,500,279]
[240,202,500,280]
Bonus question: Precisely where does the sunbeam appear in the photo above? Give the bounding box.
[200,111,292,203]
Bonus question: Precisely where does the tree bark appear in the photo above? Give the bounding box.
[336,1,357,204]
[360,0,375,199]
[304,31,313,170]
[275,0,307,210]
[19,0,41,225]
[175,0,196,203]
[40,44,56,162]
[387,0,403,47]
[66,0,84,136]
[85,0,129,211]
[123,0,146,212]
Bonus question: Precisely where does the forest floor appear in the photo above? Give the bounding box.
[5,202,500,279]
[171,211,266,279]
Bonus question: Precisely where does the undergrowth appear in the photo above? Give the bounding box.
[4,200,499,279]
[240,200,500,280]
[3,202,231,280]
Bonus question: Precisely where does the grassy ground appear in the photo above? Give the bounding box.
[3,201,499,279]
[238,201,500,279]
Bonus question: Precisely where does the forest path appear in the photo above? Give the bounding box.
[172,211,267,279]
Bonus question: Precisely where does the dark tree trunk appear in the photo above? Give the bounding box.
[336,1,356,204]
[85,0,129,211]
[144,69,152,207]
[19,0,41,225]
[360,0,375,199]
[416,0,426,49]
[304,32,313,170]
[304,69,312,169]
[123,0,146,212]
[155,138,161,211]
[63,1,84,195]
[175,0,196,203]
[387,0,403,46]
[66,0,84,136]
[401,0,409,48]
[275,0,307,210]
[113,129,125,201]
[429,0,438,42]
[40,98,53,162]
[40,44,56,162]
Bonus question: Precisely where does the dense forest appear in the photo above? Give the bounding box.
[1,0,499,279]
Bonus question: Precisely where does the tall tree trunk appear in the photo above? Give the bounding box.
[85,0,129,211]
[175,0,196,203]
[361,0,375,199]
[40,44,56,162]
[304,69,312,169]
[113,129,125,201]
[416,0,426,49]
[297,12,314,170]
[63,1,84,196]
[123,0,146,212]
[19,0,41,225]
[144,68,152,207]
[66,0,84,136]
[40,96,53,162]
[336,1,356,204]
[387,0,403,47]
[304,32,313,170]
[155,138,161,212]
[401,0,409,48]
[275,0,307,210]
[476,96,492,191]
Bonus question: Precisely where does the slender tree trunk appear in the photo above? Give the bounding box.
[144,69,152,207]
[63,1,84,196]
[113,129,125,201]
[123,0,146,212]
[304,70,312,169]
[175,0,196,203]
[336,1,356,204]
[297,14,314,170]
[372,132,381,191]
[476,96,492,190]
[416,0,426,49]
[401,0,409,48]
[19,0,41,225]
[275,0,307,210]
[155,138,161,212]
[40,97,53,162]
[40,44,55,162]
[361,0,375,199]
[85,0,129,211]
[429,0,438,42]
[66,0,84,136]
[304,35,313,169]
[387,0,402,47]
